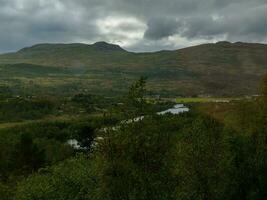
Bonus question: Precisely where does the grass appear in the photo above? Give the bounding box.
[1,42,267,97]
[0,114,95,130]
[175,97,237,103]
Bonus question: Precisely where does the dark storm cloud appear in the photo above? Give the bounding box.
[0,0,101,52]
[177,3,267,42]
[144,18,181,40]
[142,0,267,42]
[0,0,266,53]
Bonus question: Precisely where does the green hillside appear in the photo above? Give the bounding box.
[1,41,267,97]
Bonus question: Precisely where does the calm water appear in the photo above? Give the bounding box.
[68,104,189,149]
[157,104,189,115]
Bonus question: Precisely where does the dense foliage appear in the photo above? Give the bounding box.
[0,97,55,122]
[0,78,266,200]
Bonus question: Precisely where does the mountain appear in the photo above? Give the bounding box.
[18,41,126,53]
[1,41,267,97]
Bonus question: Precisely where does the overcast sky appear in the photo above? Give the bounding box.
[0,0,267,53]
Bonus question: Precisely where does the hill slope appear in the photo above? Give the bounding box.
[1,41,267,96]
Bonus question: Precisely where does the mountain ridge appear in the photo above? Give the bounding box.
[15,41,126,55]
[9,41,267,54]
[1,41,267,96]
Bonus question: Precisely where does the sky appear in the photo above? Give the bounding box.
[0,0,267,53]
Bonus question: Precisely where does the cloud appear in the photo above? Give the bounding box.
[0,0,266,53]
[144,18,181,40]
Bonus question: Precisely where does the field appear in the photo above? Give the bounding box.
[175,97,238,103]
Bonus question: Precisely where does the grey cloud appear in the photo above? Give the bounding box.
[178,16,226,39]
[0,0,101,52]
[144,18,181,40]
[117,23,143,32]
[142,1,267,43]
[176,4,267,42]
[0,0,266,53]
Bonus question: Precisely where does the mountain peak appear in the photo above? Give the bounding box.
[17,42,126,53]
[92,41,125,51]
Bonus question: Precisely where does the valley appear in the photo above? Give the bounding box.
[1,41,267,97]
[0,42,266,200]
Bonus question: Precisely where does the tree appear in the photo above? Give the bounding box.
[95,116,179,200]
[174,116,231,200]
[12,133,45,174]
[93,78,179,200]
[121,76,148,118]
[14,155,98,200]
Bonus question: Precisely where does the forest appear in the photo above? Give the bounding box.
[0,75,266,200]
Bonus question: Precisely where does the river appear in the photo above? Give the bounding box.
[67,104,189,149]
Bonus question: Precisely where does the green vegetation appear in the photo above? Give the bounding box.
[0,76,266,200]
[0,97,55,123]
[175,97,238,103]
[1,41,267,97]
